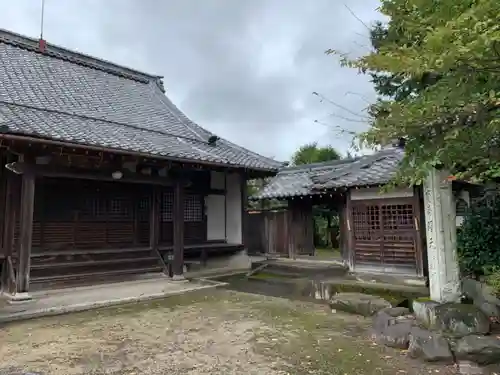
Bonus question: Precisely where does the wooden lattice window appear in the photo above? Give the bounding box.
[161,191,173,222]
[80,195,106,220]
[108,197,132,220]
[352,205,380,241]
[160,191,203,222]
[184,194,203,222]
[381,204,413,230]
[138,196,150,222]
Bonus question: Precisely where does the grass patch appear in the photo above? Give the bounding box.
[249,271,295,280]
[314,247,341,259]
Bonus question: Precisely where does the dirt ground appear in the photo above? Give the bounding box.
[0,290,454,375]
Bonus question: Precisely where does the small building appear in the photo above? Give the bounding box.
[253,146,481,286]
[0,29,280,299]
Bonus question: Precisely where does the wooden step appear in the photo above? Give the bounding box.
[30,266,163,284]
[30,257,161,279]
[30,247,152,257]
[30,256,158,270]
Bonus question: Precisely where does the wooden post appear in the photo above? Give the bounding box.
[172,178,185,280]
[287,200,296,259]
[15,169,36,297]
[413,186,425,278]
[149,185,162,268]
[1,171,20,294]
[345,191,355,270]
[240,172,248,249]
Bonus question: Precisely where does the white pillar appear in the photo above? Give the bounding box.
[423,168,461,302]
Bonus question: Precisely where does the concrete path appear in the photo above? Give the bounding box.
[0,276,224,324]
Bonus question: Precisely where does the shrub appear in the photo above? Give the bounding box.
[484,267,500,297]
[457,194,500,277]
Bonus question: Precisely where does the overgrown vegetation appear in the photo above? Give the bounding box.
[331,0,500,185]
[457,193,500,295]
[484,268,500,297]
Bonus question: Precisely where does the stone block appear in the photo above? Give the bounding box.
[433,303,490,337]
[455,335,500,366]
[329,292,391,317]
[407,327,454,364]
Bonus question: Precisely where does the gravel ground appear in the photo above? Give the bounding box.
[0,290,455,375]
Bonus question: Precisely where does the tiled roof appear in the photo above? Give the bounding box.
[253,147,404,199]
[0,29,281,171]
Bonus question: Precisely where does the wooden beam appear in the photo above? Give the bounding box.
[1,171,20,294]
[0,133,276,173]
[15,169,36,295]
[172,177,185,279]
[6,161,177,186]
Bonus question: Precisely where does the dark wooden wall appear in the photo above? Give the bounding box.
[246,207,314,257]
[16,177,206,253]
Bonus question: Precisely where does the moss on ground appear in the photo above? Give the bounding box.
[0,290,449,375]
[323,282,428,307]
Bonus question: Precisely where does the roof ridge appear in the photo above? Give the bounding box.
[151,85,209,143]
[0,28,163,86]
[281,158,354,173]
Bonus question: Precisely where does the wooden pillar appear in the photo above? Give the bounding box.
[172,178,185,280]
[240,172,248,249]
[1,171,20,294]
[338,199,348,264]
[345,191,355,270]
[15,169,36,297]
[149,186,160,253]
[287,200,297,259]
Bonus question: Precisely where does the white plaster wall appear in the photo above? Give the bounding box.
[205,195,226,240]
[350,186,414,201]
[225,173,242,245]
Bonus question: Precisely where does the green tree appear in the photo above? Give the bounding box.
[290,142,341,166]
[331,0,500,185]
[290,143,342,250]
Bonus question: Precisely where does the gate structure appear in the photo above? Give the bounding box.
[349,197,424,276]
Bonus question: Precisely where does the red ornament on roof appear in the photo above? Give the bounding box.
[38,38,46,53]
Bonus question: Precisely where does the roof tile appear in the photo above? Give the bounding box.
[0,29,280,171]
[253,148,404,199]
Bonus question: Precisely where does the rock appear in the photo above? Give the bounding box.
[384,307,410,317]
[407,327,454,363]
[455,335,500,365]
[372,307,412,333]
[433,303,490,337]
[462,278,500,321]
[372,308,414,349]
[477,301,500,321]
[373,310,394,333]
[457,361,500,375]
[329,293,391,317]
[374,321,413,349]
[412,299,439,327]
[462,278,500,306]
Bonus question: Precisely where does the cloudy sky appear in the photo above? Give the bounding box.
[2,0,382,161]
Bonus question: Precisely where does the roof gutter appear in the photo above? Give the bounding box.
[0,133,279,173]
